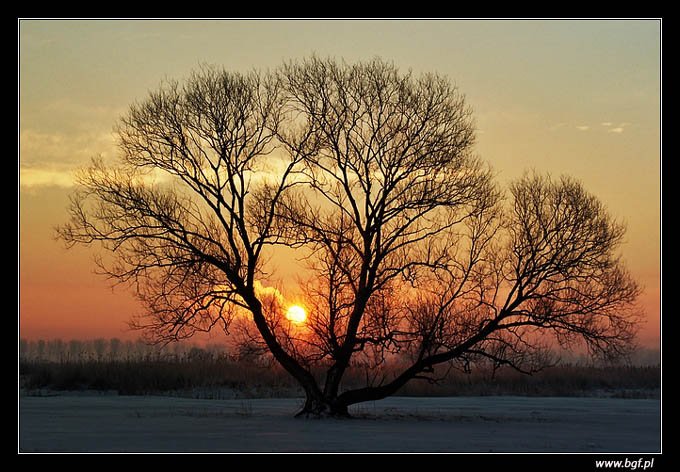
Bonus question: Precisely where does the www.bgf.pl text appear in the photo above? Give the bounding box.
[596,458,655,470]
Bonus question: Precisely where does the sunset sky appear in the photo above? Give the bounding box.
[18,19,661,348]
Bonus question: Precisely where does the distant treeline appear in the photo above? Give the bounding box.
[19,337,661,366]
[19,338,660,400]
[19,338,230,363]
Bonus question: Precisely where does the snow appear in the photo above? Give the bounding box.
[18,394,660,453]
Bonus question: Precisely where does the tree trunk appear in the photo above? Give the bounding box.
[295,391,351,418]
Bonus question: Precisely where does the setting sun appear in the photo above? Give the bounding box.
[286,305,307,324]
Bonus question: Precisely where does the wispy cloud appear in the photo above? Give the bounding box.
[20,166,77,189]
[19,126,116,189]
[600,121,632,134]
[20,128,116,167]
[549,122,567,131]
[550,121,632,135]
[608,122,631,134]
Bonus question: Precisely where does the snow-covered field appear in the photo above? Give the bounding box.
[19,394,660,453]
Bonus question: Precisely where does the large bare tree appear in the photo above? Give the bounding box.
[58,58,641,417]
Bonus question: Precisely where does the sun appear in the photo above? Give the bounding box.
[286,305,307,324]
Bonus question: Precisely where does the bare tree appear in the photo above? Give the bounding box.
[58,58,641,417]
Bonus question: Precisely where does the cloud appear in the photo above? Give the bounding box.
[253,281,285,305]
[211,280,288,318]
[553,121,632,134]
[607,123,631,134]
[20,167,76,189]
[549,123,567,131]
[20,128,116,166]
[19,126,118,189]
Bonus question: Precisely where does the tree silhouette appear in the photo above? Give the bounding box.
[58,57,641,417]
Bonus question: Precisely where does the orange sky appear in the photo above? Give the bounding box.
[19,19,661,349]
